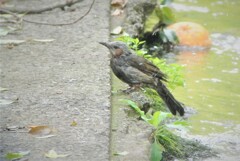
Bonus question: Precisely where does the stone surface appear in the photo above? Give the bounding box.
[0,0,111,160]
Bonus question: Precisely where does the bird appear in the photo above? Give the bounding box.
[99,41,185,116]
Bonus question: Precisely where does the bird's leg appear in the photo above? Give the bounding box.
[121,84,142,94]
[121,86,135,94]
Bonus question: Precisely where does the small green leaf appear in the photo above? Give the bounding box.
[144,8,161,33]
[159,112,172,121]
[5,153,23,160]
[160,5,175,25]
[113,151,128,156]
[163,29,179,44]
[138,41,145,45]
[159,31,168,43]
[122,99,139,109]
[121,99,149,122]
[148,111,172,128]
[5,151,30,160]
[150,141,163,161]
[155,6,163,20]
[148,111,161,128]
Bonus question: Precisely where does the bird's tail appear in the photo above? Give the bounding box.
[155,80,185,116]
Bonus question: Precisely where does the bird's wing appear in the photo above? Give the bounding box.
[126,53,168,81]
[123,65,154,85]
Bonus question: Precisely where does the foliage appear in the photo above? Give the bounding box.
[143,0,179,52]
[122,99,185,128]
[122,98,211,161]
[5,151,30,160]
[144,7,161,33]
[159,28,179,44]
[151,138,164,161]
[117,36,188,160]
[156,5,175,25]
[5,152,24,160]
[122,99,149,122]
[146,56,184,89]
[122,99,188,161]
[144,3,175,32]
[116,35,147,56]
[154,126,184,158]
[144,88,165,111]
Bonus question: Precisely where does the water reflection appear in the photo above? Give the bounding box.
[173,36,240,135]
[171,0,240,138]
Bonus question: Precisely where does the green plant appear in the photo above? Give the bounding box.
[151,137,164,161]
[117,37,187,160]
[122,99,188,161]
[116,36,147,56]
[143,0,179,52]
[143,88,165,111]
[154,126,184,158]
[145,57,184,89]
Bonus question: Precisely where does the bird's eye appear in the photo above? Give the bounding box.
[113,46,118,49]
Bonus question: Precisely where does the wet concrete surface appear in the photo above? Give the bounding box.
[0,0,111,160]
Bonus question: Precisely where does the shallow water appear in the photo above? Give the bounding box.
[175,40,240,135]
[171,0,240,159]
[173,0,240,35]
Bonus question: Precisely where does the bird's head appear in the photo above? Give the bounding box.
[99,41,129,57]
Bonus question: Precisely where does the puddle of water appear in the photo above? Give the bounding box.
[175,48,240,135]
[170,0,240,160]
[173,0,240,36]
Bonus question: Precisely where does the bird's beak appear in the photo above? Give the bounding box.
[99,42,115,56]
[99,42,111,49]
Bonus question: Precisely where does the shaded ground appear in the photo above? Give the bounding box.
[0,0,111,160]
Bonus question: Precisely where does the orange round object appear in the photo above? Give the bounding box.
[167,22,211,47]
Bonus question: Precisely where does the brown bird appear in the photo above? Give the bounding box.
[100,41,185,116]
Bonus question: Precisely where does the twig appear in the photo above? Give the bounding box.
[0,0,84,14]
[0,0,95,26]
[0,8,22,21]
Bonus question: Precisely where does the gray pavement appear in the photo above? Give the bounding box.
[0,0,111,160]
